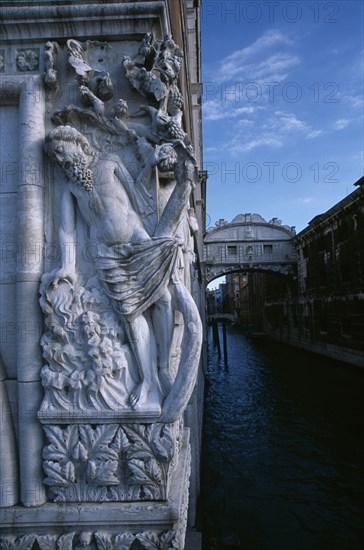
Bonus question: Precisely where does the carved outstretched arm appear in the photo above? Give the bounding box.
[153,156,197,239]
[114,155,155,219]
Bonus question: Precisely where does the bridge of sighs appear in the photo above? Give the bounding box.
[203,213,297,284]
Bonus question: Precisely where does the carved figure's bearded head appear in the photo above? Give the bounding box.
[45,126,94,192]
[113,99,128,119]
[157,143,178,172]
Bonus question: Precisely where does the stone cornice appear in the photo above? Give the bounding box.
[294,185,364,245]
[0,1,168,42]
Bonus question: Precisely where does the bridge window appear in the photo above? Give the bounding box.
[264,244,273,254]
[227,245,237,255]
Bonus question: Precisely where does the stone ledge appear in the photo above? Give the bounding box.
[0,2,168,42]
[0,429,190,536]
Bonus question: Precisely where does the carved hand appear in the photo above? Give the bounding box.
[51,266,77,289]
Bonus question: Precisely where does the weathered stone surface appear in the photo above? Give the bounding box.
[0,1,204,546]
[0,429,191,549]
[42,421,182,503]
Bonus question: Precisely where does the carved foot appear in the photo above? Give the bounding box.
[129,381,150,409]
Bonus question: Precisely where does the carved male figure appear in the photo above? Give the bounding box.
[45,125,197,414]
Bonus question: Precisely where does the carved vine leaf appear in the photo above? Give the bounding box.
[136,531,178,550]
[127,458,161,499]
[87,459,119,484]
[150,424,174,461]
[43,461,68,486]
[42,423,175,502]
[159,531,179,550]
[113,534,136,550]
[43,425,120,502]
[0,536,36,550]
[79,424,119,462]
[56,533,75,550]
[111,426,130,453]
[94,532,112,550]
[120,424,175,499]
[37,534,75,550]
[36,535,58,550]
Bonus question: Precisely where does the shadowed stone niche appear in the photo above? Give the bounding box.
[0,2,203,548]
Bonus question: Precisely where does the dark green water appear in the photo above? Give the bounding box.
[200,324,364,550]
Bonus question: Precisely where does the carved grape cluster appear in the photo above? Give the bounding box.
[167,121,185,141]
[167,86,184,115]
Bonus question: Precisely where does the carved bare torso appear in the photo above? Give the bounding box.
[67,158,150,246]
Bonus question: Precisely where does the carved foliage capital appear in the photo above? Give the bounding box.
[42,422,179,502]
[0,530,180,550]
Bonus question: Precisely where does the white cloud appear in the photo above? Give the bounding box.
[203,99,257,121]
[270,111,322,139]
[202,32,326,154]
[306,130,322,139]
[209,30,299,87]
[334,118,351,130]
[295,197,314,205]
[228,136,283,155]
[215,110,322,156]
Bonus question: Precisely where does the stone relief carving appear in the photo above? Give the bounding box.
[0,535,37,550]
[42,422,180,502]
[0,530,179,550]
[39,274,137,414]
[0,13,198,549]
[67,39,93,83]
[41,34,202,428]
[16,49,39,71]
[44,41,59,90]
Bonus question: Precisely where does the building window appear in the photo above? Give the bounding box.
[227,245,237,255]
[264,244,273,254]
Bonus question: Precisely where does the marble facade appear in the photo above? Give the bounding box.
[0,2,204,548]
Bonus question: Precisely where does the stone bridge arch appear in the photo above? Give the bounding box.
[203,213,297,284]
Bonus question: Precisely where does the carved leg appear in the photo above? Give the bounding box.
[151,289,174,396]
[126,314,153,408]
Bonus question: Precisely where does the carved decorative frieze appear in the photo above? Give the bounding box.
[42,422,180,502]
[0,531,179,550]
[0,535,36,550]
[16,49,39,71]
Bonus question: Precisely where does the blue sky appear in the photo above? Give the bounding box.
[201,0,363,233]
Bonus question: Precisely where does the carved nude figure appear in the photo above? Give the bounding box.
[45,125,201,421]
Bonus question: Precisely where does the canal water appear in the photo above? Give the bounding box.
[200,324,364,550]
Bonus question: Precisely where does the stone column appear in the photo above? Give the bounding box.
[0,356,19,507]
[17,76,47,507]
